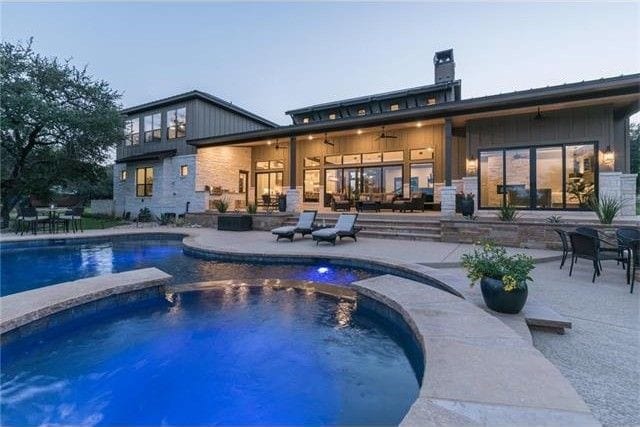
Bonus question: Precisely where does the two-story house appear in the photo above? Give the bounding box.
[114,91,276,217]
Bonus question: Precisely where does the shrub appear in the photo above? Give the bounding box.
[461,242,535,292]
[589,195,622,225]
[213,197,230,213]
[246,203,258,214]
[137,207,153,222]
[545,215,562,224]
[496,202,519,222]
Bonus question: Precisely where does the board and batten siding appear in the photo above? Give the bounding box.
[466,105,621,170]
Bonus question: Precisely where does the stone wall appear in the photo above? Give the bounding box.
[185,212,290,231]
[196,145,253,202]
[441,218,635,250]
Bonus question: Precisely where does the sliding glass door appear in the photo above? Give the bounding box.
[478,142,597,210]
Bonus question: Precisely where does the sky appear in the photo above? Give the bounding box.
[1,1,639,125]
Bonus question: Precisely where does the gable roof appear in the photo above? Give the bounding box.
[121,90,278,128]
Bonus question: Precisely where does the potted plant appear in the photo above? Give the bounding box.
[461,242,535,314]
[460,193,475,217]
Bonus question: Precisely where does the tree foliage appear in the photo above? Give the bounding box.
[0,38,122,223]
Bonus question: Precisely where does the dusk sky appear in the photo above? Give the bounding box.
[2,2,639,125]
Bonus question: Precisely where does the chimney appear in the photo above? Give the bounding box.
[434,49,455,83]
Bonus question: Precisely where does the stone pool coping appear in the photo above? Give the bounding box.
[0,267,172,335]
[353,275,597,426]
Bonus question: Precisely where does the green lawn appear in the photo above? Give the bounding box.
[80,216,127,230]
[637,197,640,215]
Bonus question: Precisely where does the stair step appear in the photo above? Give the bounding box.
[358,230,441,241]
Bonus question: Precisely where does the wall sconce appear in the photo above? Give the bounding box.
[603,145,615,165]
[466,155,478,176]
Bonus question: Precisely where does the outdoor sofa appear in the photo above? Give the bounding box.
[311,213,362,246]
[271,210,317,241]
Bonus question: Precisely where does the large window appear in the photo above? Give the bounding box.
[167,107,186,139]
[124,119,139,146]
[136,167,153,197]
[479,143,597,210]
[362,167,382,193]
[410,163,434,196]
[383,166,403,195]
[256,171,283,200]
[324,169,344,205]
[324,166,403,206]
[304,170,320,202]
[144,113,161,143]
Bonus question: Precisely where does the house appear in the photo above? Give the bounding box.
[115,50,640,218]
[113,91,276,217]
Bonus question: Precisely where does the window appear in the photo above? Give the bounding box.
[329,113,337,120]
[390,104,399,111]
[269,160,284,169]
[302,117,310,124]
[342,154,361,165]
[427,98,437,105]
[383,166,403,196]
[324,169,344,206]
[325,155,342,165]
[362,152,382,164]
[411,148,433,160]
[478,143,597,210]
[256,171,283,202]
[120,170,127,181]
[167,107,186,139]
[383,151,404,162]
[410,163,434,197]
[304,169,320,202]
[357,108,366,116]
[256,161,270,170]
[144,113,161,143]
[136,167,153,197]
[180,165,188,176]
[124,119,139,146]
[304,156,321,167]
[362,168,382,193]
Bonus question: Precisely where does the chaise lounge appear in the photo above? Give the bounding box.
[311,213,361,246]
[271,210,317,241]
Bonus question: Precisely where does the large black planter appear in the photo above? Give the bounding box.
[480,277,528,314]
[460,199,475,217]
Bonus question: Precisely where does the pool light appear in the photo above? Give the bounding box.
[317,267,329,274]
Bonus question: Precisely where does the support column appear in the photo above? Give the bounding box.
[444,118,453,186]
[286,136,302,212]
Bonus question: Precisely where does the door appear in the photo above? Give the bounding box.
[345,168,361,200]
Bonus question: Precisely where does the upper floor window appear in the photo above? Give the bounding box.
[124,119,139,146]
[427,98,437,105]
[167,107,186,139]
[390,104,400,112]
[180,165,189,176]
[357,108,366,116]
[302,117,310,124]
[136,167,153,197]
[120,170,127,181]
[144,113,162,143]
[329,113,337,120]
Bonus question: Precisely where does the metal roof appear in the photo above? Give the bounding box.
[115,149,177,164]
[284,80,461,115]
[188,73,640,148]
[121,90,278,128]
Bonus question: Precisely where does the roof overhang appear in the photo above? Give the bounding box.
[188,74,640,148]
[115,149,177,164]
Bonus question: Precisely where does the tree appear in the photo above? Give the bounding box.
[0,38,122,226]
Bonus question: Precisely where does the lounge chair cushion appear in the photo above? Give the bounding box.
[272,226,296,235]
[334,214,357,232]
[312,228,338,239]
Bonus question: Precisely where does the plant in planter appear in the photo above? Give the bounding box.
[545,215,562,224]
[246,203,258,214]
[137,207,153,222]
[212,197,230,213]
[496,202,519,222]
[460,193,475,217]
[461,242,535,314]
[588,195,622,225]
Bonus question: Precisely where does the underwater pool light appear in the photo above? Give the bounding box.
[317,267,329,274]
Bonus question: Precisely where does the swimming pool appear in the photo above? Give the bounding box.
[0,237,374,296]
[1,285,421,425]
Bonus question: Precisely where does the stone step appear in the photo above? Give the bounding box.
[358,230,441,241]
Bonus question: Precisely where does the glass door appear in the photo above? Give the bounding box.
[345,168,361,201]
[504,149,530,208]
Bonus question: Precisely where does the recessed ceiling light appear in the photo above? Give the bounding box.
[357,129,363,135]
[308,135,314,140]
[267,140,272,145]
[416,122,422,128]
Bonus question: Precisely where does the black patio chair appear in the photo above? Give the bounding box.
[616,228,640,288]
[17,207,47,235]
[627,239,639,294]
[575,226,621,269]
[568,232,601,283]
[553,228,570,269]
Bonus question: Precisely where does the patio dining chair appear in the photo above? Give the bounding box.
[616,228,640,289]
[17,207,47,235]
[626,239,639,294]
[553,228,570,269]
[575,227,621,269]
[568,232,602,283]
[59,207,84,233]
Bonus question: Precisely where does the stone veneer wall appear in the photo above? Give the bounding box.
[196,146,253,203]
[441,219,636,250]
[113,154,207,218]
[185,212,290,231]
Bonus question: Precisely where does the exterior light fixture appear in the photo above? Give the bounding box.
[603,145,614,164]
[466,155,478,176]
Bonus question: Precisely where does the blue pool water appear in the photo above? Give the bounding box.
[0,238,373,296]
[1,286,420,425]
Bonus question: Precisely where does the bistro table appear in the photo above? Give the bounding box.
[36,207,70,234]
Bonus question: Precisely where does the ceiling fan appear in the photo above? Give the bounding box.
[274,139,288,150]
[376,126,398,140]
[322,133,334,147]
[533,106,544,121]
